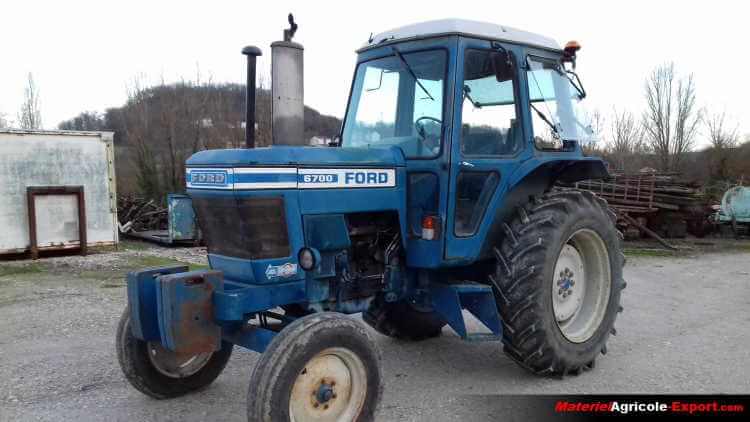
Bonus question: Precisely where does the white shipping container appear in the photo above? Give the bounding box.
[0,129,118,254]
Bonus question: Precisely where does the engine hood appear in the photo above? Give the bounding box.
[186,145,406,167]
[186,146,406,191]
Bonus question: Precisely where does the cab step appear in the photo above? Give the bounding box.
[429,282,502,340]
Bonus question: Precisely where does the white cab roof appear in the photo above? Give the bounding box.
[361,19,561,51]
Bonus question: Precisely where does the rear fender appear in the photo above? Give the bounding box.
[506,156,609,187]
[479,157,609,258]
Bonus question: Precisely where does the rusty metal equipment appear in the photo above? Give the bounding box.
[119,194,200,245]
[575,172,709,241]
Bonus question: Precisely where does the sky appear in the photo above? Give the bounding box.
[1,0,748,148]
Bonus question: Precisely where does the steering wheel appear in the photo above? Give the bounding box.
[414,116,442,154]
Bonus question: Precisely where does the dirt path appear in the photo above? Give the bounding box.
[1,243,749,421]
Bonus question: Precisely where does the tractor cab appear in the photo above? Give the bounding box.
[342,19,604,265]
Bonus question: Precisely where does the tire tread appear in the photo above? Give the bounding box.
[492,189,624,376]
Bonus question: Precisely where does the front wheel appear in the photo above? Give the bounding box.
[247,312,381,422]
[492,189,625,376]
[116,308,233,399]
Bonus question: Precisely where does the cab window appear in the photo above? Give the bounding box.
[460,49,521,156]
[526,56,593,150]
[342,50,447,158]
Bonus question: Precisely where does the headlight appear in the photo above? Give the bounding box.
[298,247,319,271]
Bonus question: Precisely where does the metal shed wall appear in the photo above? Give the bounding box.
[0,129,118,254]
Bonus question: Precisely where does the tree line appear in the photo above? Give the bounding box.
[5,62,748,203]
[582,62,748,196]
[56,78,341,201]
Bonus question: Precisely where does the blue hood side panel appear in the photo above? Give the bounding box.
[298,168,408,249]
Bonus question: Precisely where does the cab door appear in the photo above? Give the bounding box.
[444,39,531,262]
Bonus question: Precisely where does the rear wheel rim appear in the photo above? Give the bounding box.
[552,228,611,343]
[147,342,213,378]
[289,347,368,422]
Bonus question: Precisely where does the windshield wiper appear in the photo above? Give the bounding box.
[529,103,561,139]
[554,66,586,99]
[462,85,481,108]
[392,47,434,101]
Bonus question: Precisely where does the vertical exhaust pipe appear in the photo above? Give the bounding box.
[242,45,262,148]
[271,14,305,145]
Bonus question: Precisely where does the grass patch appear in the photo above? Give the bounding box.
[726,243,750,253]
[130,255,184,268]
[119,240,151,252]
[623,248,676,257]
[0,263,45,277]
[77,256,208,285]
[127,255,209,272]
[87,245,118,254]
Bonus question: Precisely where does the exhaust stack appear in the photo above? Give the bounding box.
[271,14,305,145]
[241,45,262,148]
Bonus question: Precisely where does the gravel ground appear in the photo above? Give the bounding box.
[1,242,749,421]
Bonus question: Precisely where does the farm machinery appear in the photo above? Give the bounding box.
[117,18,625,421]
[712,185,750,236]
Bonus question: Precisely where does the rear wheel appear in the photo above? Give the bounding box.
[247,312,381,422]
[363,298,446,341]
[491,189,625,376]
[116,308,233,398]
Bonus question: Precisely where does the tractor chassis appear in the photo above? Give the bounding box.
[126,265,503,356]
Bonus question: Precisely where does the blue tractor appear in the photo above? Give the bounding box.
[117,19,625,422]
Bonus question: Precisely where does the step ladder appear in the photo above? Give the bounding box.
[429,282,502,342]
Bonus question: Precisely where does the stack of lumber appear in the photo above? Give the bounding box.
[574,172,704,215]
[117,194,167,233]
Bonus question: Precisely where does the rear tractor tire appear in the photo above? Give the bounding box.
[363,297,446,341]
[116,307,233,399]
[491,189,625,376]
[247,312,382,422]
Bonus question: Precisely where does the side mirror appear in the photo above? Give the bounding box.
[328,135,342,147]
[492,51,514,82]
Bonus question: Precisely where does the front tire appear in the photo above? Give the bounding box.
[247,312,382,422]
[491,189,625,376]
[116,307,233,399]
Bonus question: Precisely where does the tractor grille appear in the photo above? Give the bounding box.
[192,196,290,259]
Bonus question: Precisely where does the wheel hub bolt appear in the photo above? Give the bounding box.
[316,383,335,404]
[556,268,577,298]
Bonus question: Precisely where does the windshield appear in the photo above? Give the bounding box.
[342,49,447,158]
[526,56,595,150]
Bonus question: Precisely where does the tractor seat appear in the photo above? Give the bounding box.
[461,119,519,156]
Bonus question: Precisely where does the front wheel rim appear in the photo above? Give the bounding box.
[289,347,368,422]
[147,342,213,378]
[552,228,612,343]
